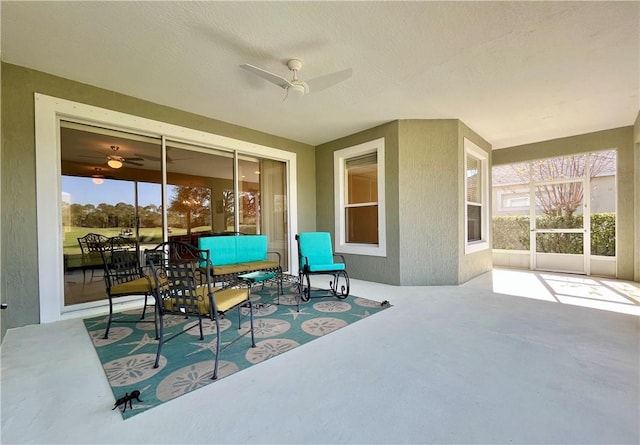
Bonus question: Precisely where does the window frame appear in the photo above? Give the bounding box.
[464,138,490,254]
[334,138,386,256]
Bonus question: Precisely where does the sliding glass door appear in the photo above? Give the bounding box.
[60,122,290,309]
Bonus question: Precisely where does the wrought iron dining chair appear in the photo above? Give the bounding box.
[100,236,155,339]
[296,232,350,302]
[77,232,108,283]
[146,241,256,380]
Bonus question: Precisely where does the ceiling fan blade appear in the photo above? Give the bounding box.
[240,64,292,89]
[124,160,144,166]
[306,68,353,93]
[78,154,104,159]
[126,157,145,161]
[134,153,175,163]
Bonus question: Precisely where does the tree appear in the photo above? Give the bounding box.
[509,151,615,221]
[168,186,211,234]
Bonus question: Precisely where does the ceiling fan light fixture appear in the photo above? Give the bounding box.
[288,83,306,97]
[92,167,105,184]
[107,156,123,169]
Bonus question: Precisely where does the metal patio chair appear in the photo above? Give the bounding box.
[147,241,256,380]
[296,232,350,303]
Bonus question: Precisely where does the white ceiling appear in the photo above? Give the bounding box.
[2,1,638,149]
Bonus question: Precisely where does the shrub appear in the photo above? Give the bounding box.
[492,213,615,256]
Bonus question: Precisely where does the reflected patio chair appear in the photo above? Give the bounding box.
[77,233,108,283]
[100,236,155,339]
[296,232,350,303]
[146,241,256,380]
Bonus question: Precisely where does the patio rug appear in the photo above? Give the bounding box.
[83,280,390,419]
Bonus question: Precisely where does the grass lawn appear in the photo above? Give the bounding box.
[62,226,214,254]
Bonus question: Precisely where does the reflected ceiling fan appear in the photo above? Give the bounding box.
[240,59,352,99]
[80,145,144,169]
[133,147,193,164]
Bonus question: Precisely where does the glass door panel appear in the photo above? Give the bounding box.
[238,158,261,235]
[165,142,234,245]
[60,122,161,307]
[255,158,288,269]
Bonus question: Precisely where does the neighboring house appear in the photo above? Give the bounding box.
[492,154,617,217]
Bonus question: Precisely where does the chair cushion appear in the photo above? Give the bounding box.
[239,260,280,271]
[110,277,153,295]
[213,286,250,313]
[163,286,249,315]
[235,235,268,263]
[298,232,336,268]
[308,263,346,272]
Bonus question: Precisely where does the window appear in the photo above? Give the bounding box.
[464,138,489,254]
[334,138,386,256]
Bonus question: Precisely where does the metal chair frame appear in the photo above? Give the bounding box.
[100,236,155,339]
[295,232,350,306]
[147,241,256,380]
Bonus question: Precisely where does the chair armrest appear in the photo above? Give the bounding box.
[333,253,347,264]
[267,251,282,267]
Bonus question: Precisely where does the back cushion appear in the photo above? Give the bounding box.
[198,236,237,266]
[298,232,334,267]
[236,235,268,263]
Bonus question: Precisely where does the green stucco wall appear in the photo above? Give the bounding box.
[317,119,492,286]
[398,120,459,285]
[315,122,401,285]
[0,62,315,337]
[634,112,640,281]
[492,126,637,281]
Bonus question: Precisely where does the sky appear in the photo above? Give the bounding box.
[62,176,163,207]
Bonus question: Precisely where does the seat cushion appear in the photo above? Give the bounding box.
[110,277,153,296]
[239,260,280,272]
[212,286,250,313]
[308,263,346,272]
[162,285,249,315]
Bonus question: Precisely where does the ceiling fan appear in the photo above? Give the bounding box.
[105,145,143,168]
[81,145,144,168]
[240,59,352,99]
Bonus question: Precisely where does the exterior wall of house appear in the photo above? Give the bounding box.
[397,120,459,285]
[0,62,316,337]
[457,121,493,284]
[492,126,637,281]
[316,119,492,286]
[315,121,402,285]
[634,111,640,282]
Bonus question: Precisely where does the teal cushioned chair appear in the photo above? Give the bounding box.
[296,232,349,302]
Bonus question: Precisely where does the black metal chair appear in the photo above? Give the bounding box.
[100,236,155,339]
[77,233,108,283]
[296,232,350,303]
[146,241,256,380]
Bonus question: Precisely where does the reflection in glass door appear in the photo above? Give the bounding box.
[60,122,161,307]
[60,124,293,310]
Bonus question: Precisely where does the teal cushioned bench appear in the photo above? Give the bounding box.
[198,235,282,283]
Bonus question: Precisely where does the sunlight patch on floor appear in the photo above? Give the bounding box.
[491,269,556,302]
[492,268,640,316]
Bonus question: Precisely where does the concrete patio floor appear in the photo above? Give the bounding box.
[1,268,639,444]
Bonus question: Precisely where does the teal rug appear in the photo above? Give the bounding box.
[83,281,390,419]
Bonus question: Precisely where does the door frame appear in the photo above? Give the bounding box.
[530,176,590,275]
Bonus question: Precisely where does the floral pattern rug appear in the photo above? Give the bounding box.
[83,281,390,419]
